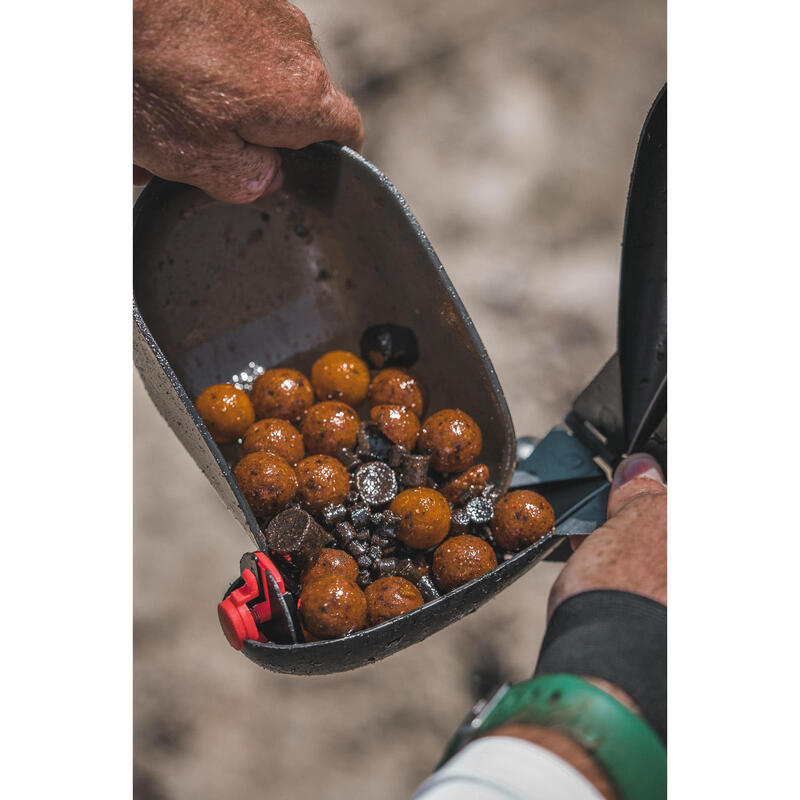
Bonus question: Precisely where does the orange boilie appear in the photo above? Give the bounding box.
[368,368,425,418]
[240,417,305,464]
[491,490,555,551]
[196,384,255,443]
[250,368,314,424]
[311,350,370,407]
[300,401,360,456]
[418,409,482,473]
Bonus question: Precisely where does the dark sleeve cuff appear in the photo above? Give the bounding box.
[535,589,667,744]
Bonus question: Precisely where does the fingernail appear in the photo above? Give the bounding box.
[612,453,665,489]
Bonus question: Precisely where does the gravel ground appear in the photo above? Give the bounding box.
[134,1,665,797]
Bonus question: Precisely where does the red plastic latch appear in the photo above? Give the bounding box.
[217,552,286,650]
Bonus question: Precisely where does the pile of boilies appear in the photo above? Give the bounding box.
[195,325,554,642]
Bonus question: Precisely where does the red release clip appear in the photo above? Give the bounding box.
[217,552,286,650]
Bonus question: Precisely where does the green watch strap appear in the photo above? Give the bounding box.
[440,674,666,800]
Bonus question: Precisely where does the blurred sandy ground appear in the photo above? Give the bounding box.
[134,1,665,797]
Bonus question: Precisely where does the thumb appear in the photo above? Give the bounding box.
[607,453,666,518]
[569,453,665,552]
[189,142,284,205]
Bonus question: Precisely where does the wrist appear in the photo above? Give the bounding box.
[438,674,666,800]
[486,723,617,799]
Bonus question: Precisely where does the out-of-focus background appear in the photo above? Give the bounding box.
[134,1,665,797]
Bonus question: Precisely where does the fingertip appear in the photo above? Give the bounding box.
[607,453,666,518]
[611,453,665,490]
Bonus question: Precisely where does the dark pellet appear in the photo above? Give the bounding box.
[334,520,357,545]
[360,324,419,369]
[334,448,361,470]
[400,453,430,487]
[367,545,382,562]
[387,444,408,469]
[378,557,398,577]
[481,483,503,504]
[357,570,372,588]
[371,534,390,549]
[321,503,348,527]
[350,504,371,528]
[450,507,471,535]
[266,508,333,569]
[356,422,394,462]
[357,554,372,570]
[347,540,368,558]
[417,574,441,601]
[466,496,494,525]
[370,511,386,526]
[346,490,360,505]
[396,559,415,580]
[355,461,398,506]
[355,527,371,542]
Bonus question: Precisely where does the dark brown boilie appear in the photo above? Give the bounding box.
[196,384,255,443]
[295,454,351,513]
[389,487,451,549]
[369,404,421,450]
[491,490,555,552]
[364,576,423,625]
[418,409,483,473]
[298,576,367,639]
[250,368,314,424]
[233,452,298,517]
[300,401,359,456]
[301,548,359,587]
[368,368,425,418]
[440,464,490,503]
[432,534,498,592]
[311,350,370,407]
[240,417,305,464]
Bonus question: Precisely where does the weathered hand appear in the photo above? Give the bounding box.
[548,453,667,618]
[133,0,363,202]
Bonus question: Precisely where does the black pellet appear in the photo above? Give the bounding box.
[347,540,368,558]
[387,444,408,469]
[371,534,389,549]
[355,527,371,542]
[378,557,397,577]
[450,507,471,535]
[417,574,441,601]
[357,570,372,588]
[466,496,494,525]
[334,521,357,545]
[346,490,360,505]
[400,453,430,487]
[266,508,332,569]
[367,545,382,562]
[359,324,419,369]
[321,503,348,527]
[370,511,386,526]
[396,559,415,580]
[350,504,371,528]
[334,448,361,470]
[355,461,398,506]
[481,483,503,504]
[356,554,372,570]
